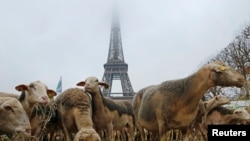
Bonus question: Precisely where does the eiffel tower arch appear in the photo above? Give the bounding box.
[101,12,134,98]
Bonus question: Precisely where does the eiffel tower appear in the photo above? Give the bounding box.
[101,12,134,98]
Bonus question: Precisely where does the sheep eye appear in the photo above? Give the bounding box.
[5,105,14,113]
[29,84,36,90]
[95,79,98,82]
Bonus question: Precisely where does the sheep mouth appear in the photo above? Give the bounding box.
[39,100,49,105]
[84,87,91,91]
[84,88,94,93]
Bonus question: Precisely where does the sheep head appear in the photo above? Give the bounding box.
[76,76,109,96]
[15,81,56,104]
[207,61,245,88]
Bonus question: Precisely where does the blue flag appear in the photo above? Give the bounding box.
[56,76,62,94]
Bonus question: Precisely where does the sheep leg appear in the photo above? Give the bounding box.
[61,120,71,141]
[198,125,207,141]
[136,124,146,141]
[125,124,134,141]
[158,120,168,141]
[106,123,114,141]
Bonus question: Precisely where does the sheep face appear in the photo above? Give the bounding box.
[15,81,56,104]
[234,109,250,119]
[0,97,31,135]
[209,62,245,87]
[74,129,101,141]
[77,76,109,96]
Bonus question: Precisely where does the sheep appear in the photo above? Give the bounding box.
[204,106,250,129]
[29,101,59,141]
[55,87,100,141]
[132,85,156,141]
[195,95,231,127]
[15,80,54,118]
[0,96,31,136]
[233,109,250,119]
[112,99,135,141]
[76,76,136,141]
[202,98,248,132]
[204,95,230,112]
[132,61,245,141]
[187,95,231,141]
[15,81,57,140]
[192,95,231,131]
[0,92,19,99]
[0,81,56,140]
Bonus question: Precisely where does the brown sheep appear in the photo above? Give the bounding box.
[55,88,100,141]
[112,99,136,141]
[204,95,231,112]
[132,85,157,141]
[233,109,250,119]
[76,76,135,141]
[193,95,231,132]
[204,106,250,129]
[132,61,245,141]
[187,95,231,141]
[0,97,31,136]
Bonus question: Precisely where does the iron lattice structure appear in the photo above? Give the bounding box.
[102,13,134,97]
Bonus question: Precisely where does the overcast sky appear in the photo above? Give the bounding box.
[1,0,250,94]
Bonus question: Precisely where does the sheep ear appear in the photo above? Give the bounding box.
[98,82,109,89]
[76,81,86,86]
[15,84,28,91]
[47,89,57,96]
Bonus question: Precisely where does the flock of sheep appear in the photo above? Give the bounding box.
[1,61,250,141]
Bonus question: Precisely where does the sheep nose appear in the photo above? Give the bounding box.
[85,83,91,88]
[42,96,48,100]
[41,96,49,103]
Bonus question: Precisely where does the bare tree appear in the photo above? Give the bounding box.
[204,25,250,99]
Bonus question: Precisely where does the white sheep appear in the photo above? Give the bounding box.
[0,96,31,136]
[15,80,55,117]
